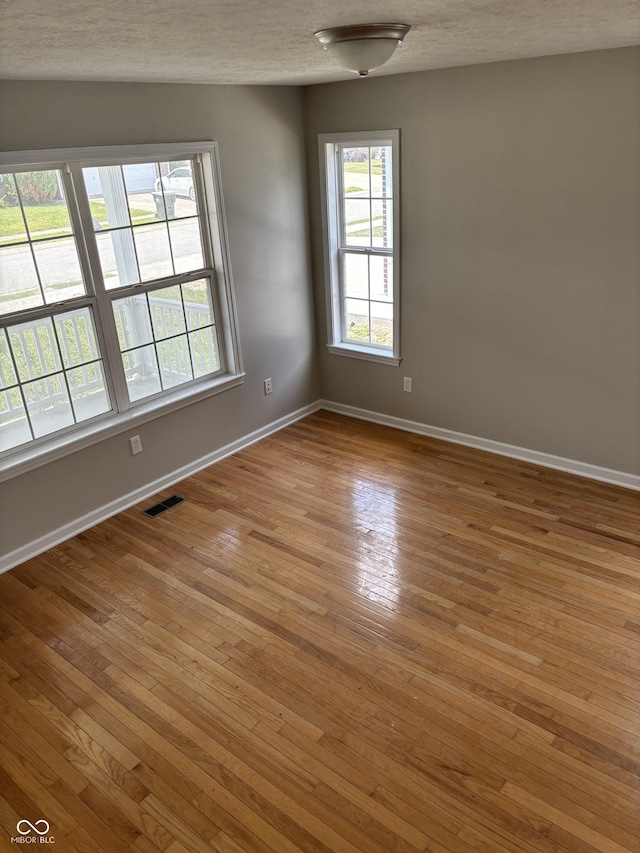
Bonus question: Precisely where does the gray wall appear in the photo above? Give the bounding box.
[0,80,319,556]
[2,48,639,558]
[304,47,640,475]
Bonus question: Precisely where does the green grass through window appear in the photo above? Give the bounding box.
[344,159,382,175]
[0,202,152,244]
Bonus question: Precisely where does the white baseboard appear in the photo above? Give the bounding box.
[4,397,637,575]
[321,400,640,492]
[0,401,322,575]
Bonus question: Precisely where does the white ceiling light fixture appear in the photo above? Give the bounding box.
[314,23,411,77]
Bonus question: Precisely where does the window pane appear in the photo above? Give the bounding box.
[33,238,85,303]
[0,329,17,388]
[183,280,213,329]
[157,335,192,389]
[169,218,203,273]
[122,163,158,226]
[1,306,111,446]
[372,200,393,249]
[68,362,110,422]
[87,161,204,290]
[133,223,173,282]
[16,171,73,241]
[189,327,219,377]
[370,256,393,302]
[0,243,42,315]
[0,387,31,451]
[344,199,370,247]
[371,146,393,198]
[149,286,185,340]
[24,372,74,437]
[84,166,130,230]
[54,307,101,368]
[342,147,370,197]
[123,344,161,402]
[112,293,153,350]
[343,253,368,299]
[345,298,369,343]
[157,190,198,221]
[114,278,219,402]
[0,170,87,314]
[371,301,393,347]
[157,161,196,215]
[173,194,198,219]
[0,174,27,245]
[9,316,63,382]
[96,230,140,289]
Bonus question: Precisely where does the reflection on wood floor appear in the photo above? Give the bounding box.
[0,411,639,852]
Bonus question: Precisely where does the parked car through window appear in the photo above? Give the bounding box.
[155,167,195,200]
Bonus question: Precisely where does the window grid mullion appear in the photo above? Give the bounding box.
[192,156,213,275]
[335,148,349,343]
[2,329,36,442]
[11,172,31,242]
[100,213,200,238]
[27,238,47,309]
[164,218,176,277]
[177,287,197,381]
[63,163,128,412]
[153,161,178,278]
[0,295,95,330]
[14,382,36,442]
[59,366,79,426]
[116,162,147,293]
[4,232,78,251]
[120,166,134,229]
[34,323,56,381]
[13,172,33,255]
[119,324,208,357]
[1,329,20,389]
[337,247,393,257]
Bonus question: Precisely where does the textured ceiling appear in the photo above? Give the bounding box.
[1,0,639,85]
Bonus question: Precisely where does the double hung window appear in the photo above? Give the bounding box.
[0,142,242,477]
[319,130,400,365]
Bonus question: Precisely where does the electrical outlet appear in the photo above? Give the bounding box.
[403,377,413,392]
[130,435,143,455]
[264,378,272,395]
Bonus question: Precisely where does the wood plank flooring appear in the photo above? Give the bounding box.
[0,410,639,852]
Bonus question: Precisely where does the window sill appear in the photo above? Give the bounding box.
[0,371,245,483]
[327,343,401,367]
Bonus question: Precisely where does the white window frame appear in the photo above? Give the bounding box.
[318,130,400,366]
[0,142,243,482]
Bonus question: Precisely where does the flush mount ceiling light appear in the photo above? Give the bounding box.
[314,23,411,77]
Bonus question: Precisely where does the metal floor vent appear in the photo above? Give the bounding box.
[142,494,185,518]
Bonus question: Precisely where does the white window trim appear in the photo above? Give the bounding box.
[0,142,243,482]
[318,130,401,366]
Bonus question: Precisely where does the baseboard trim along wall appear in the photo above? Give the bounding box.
[321,400,640,493]
[3,397,638,574]
[0,401,322,575]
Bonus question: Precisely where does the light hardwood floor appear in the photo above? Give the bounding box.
[0,411,639,852]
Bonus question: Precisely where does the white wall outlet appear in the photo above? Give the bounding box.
[264,378,272,395]
[130,435,143,455]
[403,377,413,392]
